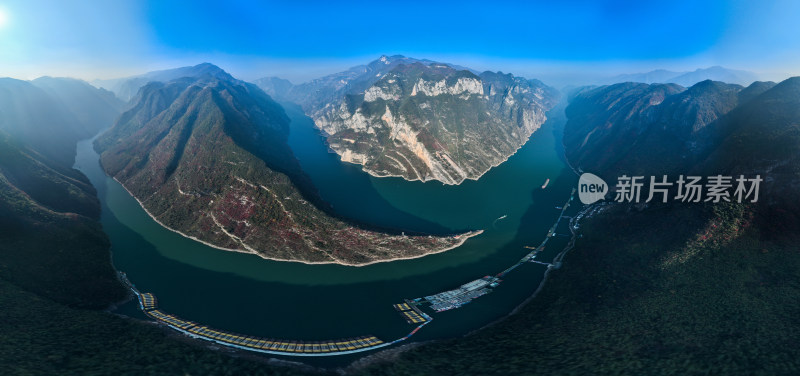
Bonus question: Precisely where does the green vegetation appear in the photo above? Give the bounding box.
[354,76,800,375]
[0,277,319,376]
[3,68,799,375]
[93,72,471,265]
[0,86,125,308]
[318,59,558,184]
[357,203,800,375]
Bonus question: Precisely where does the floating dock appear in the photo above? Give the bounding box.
[115,187,578,357]
[119,273,415,357]
[420,276,501,312]
[393,300,431,324]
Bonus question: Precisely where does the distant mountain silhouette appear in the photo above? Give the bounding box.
[605,66,759,87]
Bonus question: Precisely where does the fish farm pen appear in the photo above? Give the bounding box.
[118,189,577,357]
[119,273,431,356]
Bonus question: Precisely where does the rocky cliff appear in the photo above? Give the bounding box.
[94,68,478,265]
[257,56,559,184]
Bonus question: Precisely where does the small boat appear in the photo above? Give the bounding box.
[492,215,508,227]
[541,178,550,189]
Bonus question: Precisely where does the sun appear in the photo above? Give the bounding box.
[0,8,8,29]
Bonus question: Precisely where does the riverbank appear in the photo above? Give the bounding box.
[74,102,578,367]
[111,176,483,267]
[341,121,546,186]
[336,190,585,372]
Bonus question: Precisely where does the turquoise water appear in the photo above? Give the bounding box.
[73,101,578,365]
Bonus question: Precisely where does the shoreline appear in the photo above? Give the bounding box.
[331,120,546,186]
[465,196,582,336]
[110,176,482,267]
[341,193,586,372]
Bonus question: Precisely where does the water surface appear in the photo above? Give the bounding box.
[73,103,577,365]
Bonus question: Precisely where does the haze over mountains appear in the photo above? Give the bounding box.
[603,66,760,87]
[0,77,123,165]
[0,77,126,308]
[2,53,800,374]
[92,63,236,102]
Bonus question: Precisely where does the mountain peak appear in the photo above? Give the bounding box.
[688,79,742,93]
[92,63,236,102]
[169,63,234,82]
[94,69,474,265]
[374,54,411,66]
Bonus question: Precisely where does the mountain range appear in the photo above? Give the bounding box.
[93,67,477,265]
[256,55,559,184]
[0,77,123,165]
[92,63,235,102]
[564,76,800,238]
[0,77,126,308]
[604,66,760,87]
[1,56,800,374]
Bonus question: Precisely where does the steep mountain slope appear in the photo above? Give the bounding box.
[0,76,127,309]
[31,77,124,134]
[365,76,800,376]
[0,77,123,166]
[260,55,432,113]
[0,76,126,307]
[93,63,235,102]
[563,81,687,176]
[705,77,800,175]
[562,79,780,178]
[95,71,476,265]
[258,56,559,184]
[361,201,800,376]
[702,77,800,236]
[563,75,800,273]
[0,132,124,308]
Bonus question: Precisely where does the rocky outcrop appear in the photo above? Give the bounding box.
[261,57,558,185]
[94,67,479,265]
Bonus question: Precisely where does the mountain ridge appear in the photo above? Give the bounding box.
[604,66,760,87]
[92,63,236,102]
[256,56,559,184]
[95,68,478,265]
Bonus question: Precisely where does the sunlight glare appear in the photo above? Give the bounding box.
[0,8,8,29]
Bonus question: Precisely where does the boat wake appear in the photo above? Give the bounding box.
[492,214,508,227]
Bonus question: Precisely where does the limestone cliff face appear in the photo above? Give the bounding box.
[94,68,477,265]
[279,59,559,185]
[319,66,556,185]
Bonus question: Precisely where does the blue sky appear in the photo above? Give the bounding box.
[0,0,798,83]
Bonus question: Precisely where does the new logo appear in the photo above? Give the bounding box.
[578,173,608,204]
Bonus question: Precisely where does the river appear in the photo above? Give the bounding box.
[73,101,578,366]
